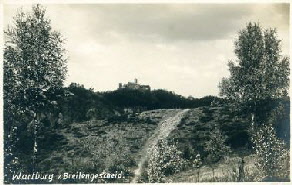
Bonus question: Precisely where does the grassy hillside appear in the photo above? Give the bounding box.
[30,106,271,183]
[15,97,287,184]
[167,154,261,182]
[35,109,186,183]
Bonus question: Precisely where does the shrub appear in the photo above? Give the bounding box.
[205,126,231,164]
[251,123,289,180]
[204,125,231,181]
[146,139,186,182]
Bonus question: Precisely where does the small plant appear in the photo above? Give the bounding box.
[205,126,231,163]
[146,139,186,182]
[191,153,202,182]
[205,125,231,181]
[86,108,98,120]
[251,123,289,180]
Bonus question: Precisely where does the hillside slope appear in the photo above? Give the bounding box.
[35,106,280,183]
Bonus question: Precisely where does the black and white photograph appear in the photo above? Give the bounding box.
[2,1,291,183]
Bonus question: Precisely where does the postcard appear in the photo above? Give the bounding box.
[2,1,290,184]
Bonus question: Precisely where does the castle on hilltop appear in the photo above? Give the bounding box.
[118,79,151,91]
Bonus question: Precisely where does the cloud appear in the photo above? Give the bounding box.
[53,4,254,42]
[3,3,290,97]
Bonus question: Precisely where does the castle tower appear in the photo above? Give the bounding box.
[134,78,138,84]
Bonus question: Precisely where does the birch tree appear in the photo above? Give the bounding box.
[219,22,289,129]
[4,4,67,173]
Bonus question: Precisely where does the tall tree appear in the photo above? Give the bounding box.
[219,22,289,129]
[4,4,67,175]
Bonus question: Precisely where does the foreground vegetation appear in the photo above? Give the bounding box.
[7,105,289,183]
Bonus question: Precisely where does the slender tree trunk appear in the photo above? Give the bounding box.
[32,113,40,171]
[238,157,245,182]
[251,100,258,131]
[251,113,255,131]
[197,169,200,182]
[212,167,215,181]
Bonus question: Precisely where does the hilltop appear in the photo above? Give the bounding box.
[59,83,225,124]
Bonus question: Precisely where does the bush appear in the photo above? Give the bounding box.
[146,139,186,182]
[205,126,231,164]
[251,123,289,180]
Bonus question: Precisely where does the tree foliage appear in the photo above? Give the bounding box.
[104,88,222,110]
[4,4,67,178]
[59,83,224,123]
[219,22,289,125]
[251,123,289,179]
[4,5,67,115]
[219,22,290,180]
[146,139,185,182]
[205,126,231,164]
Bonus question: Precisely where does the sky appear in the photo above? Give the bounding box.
[3,3,290,98]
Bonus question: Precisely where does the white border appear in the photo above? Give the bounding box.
[1,0,291,185]
[0,2,4,185]
[2,0,292,4]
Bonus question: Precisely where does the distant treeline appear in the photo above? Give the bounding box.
[103,87,223,109]
[59,83,225,123]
